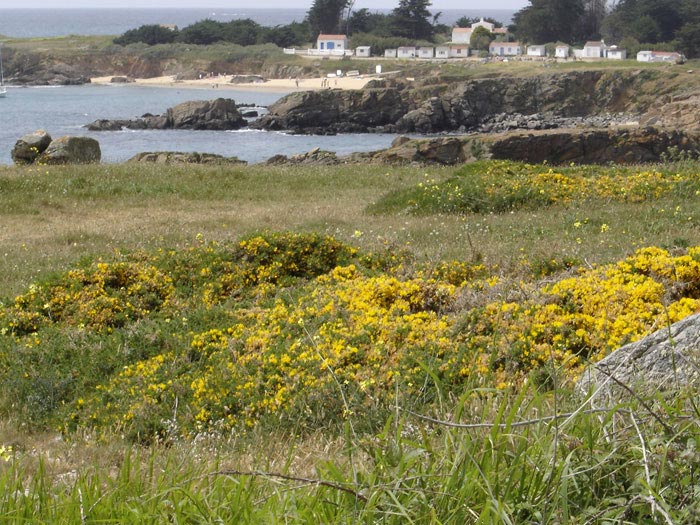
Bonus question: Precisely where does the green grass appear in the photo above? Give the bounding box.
[2,159,700,522]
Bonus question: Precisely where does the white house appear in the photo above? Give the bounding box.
[451,18,507,45]
[583,41,606,58]
[316,34,348,54]
[606,46,627,60]
[449,44,469,58]
[637,50,685,63]
[555,45,570,58]
[471,17,495,33]
[451,27,472,44]
[384,48,397,58]
[527,45,547,57]
[355,46,371,58]
[490,41,523,56]
[397,46,416,58]
[435,46,450,59]
[418,47,434,58]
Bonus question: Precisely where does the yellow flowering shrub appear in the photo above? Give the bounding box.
[2,262,175,334]
[3,230,700,440]
[375,161,700,215]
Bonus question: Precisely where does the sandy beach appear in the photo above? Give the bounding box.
[90,74,375,92]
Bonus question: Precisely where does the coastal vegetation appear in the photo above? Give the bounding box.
[1,158,700,520]
[107,0,700,59]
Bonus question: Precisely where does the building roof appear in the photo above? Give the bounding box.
[493,28,508,34]
[452,27,471,33]
[584,41,603,47]
[491,41,521,47]
[317,34,347,40]
[650,50,681,56]
[556,44,570,48]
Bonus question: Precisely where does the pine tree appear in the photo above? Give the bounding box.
[391,0,435,41]
[306,0,350,36]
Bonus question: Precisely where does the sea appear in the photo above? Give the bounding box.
[0,8,516,38]
[0,8,516,166]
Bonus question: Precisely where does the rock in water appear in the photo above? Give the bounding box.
[578,313,700,396]
[38,136,101,165]
[11,129,53,165]
[87,99,247,131]
[166,98,247,130]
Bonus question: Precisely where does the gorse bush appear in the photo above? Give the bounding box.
[1,229,700,441]
[370,160,700,215]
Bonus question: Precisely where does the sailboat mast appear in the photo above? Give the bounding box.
[0,43,6,97]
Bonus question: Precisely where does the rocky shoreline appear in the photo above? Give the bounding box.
[7,66,700,168]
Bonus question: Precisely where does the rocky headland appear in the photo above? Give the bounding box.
[253,70,682,135]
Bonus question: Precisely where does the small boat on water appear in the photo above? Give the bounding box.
[0,44,6,98]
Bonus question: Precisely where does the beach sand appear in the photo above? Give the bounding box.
[90,74,375,92]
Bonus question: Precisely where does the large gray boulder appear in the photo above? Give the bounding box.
[38,136,101,165]
[578,313,700,396]
[166,98,246,130]
[11,129,52,165]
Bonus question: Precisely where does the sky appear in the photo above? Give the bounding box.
[7,1,530,9]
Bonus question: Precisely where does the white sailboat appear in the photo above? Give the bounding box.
[0,44,6,98]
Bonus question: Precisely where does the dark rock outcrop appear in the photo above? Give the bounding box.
[37,136,101,165]
[128,151,246,165]
[253,70,658,135]
[372,137,468,165]
[11,63,91,86]
[489,127,700,165]
[110,76,134,83]
[578,313,700,396]
[252,88,407,134]
[11,129,52,165]
[260,128,700,167]
[265,147,340,165]
[87,98,246,131]
[230,75,266,84]
[167,98,246,130]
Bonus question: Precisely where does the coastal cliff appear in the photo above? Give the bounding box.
[254,69,697,134]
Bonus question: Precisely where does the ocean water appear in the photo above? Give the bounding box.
[0,8,515,38]
[0,84,406,165]
[0,7,515,165]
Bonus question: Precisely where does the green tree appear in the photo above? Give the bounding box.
[221,19,261,46]
[512,0,585,44]
[579,0,607,40]
[306,0,350,36]
[676,23,700,57]
[113,24,178,46]
[470,26,495,51]
[676,0,700,57]
[177,19,226,45]
[601,0,683,44]
[391,0,435,40]
[455,16,478,28]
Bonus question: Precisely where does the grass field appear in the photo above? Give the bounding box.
[1,159,700,522]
